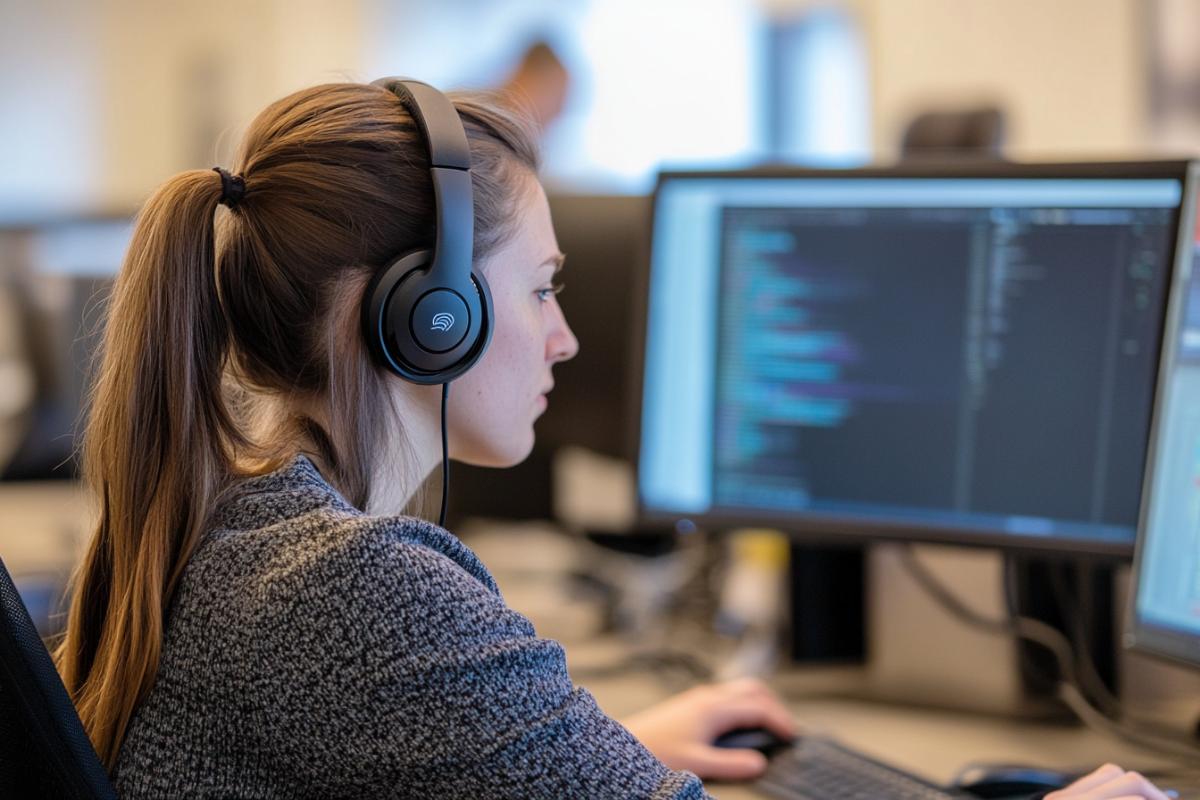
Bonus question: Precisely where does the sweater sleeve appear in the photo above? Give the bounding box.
[244,516,711,800]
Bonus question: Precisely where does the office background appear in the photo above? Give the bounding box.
[4,0,1200,214]
[3,2,1200,795]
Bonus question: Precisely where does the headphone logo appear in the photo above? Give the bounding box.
[430,312,456,332]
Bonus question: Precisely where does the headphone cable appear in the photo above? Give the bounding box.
[438,382,451,527]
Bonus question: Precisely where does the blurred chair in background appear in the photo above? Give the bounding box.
[900,106,1007,161]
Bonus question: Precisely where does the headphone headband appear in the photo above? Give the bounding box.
[372,79,471,169]
[362,77,493,386]
[372,77,474,289]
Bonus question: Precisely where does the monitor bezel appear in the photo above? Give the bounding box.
[631,160,1196,559]
[1126,161,1200,666]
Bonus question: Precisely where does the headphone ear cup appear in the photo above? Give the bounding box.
[362,249,493,384]
[362,249,432,374]
[466,266,494,363]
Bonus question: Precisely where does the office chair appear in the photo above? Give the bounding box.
[900,106,1007,160]
[0,555,116,799]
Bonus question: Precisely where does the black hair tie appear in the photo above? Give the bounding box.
[212,167,246,209]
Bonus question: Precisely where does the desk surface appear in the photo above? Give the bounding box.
[463,522,1200,800]
[568,646,1197,799]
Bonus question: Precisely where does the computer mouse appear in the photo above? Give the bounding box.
[712,727,795,758]
[954,765,1075,798]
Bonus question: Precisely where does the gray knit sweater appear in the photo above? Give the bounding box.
[112,455,710,799]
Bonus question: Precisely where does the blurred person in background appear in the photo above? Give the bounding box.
[500,40,571,133]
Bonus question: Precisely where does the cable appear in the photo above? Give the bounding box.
[1047,564,1123,717]
[1058,683,1200,764]
[1032,560,1200,747]
[438,381,450,528]
[898,547,1078,676]
[897,546,1017,635]
[898,545,1200,765]
[899,547,1104,688]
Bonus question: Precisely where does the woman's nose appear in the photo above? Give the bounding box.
[548,302,579,363]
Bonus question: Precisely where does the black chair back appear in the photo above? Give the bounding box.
[0,556,116,799]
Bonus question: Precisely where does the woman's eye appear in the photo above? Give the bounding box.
[536,282,565,303]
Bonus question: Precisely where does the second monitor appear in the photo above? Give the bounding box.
[637,163,1194,556]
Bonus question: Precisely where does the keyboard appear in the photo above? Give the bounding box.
[755,736,973,800]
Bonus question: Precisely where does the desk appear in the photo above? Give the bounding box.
[465,521,1200,800]
[560,634,1195,799]
[0,481,87,575]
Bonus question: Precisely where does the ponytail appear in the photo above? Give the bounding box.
[55,168,247,768]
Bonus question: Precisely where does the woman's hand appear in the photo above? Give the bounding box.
[621,677,797,781]
[1046,763,1172,800]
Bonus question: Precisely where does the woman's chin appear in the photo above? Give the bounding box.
[453,433,535,469]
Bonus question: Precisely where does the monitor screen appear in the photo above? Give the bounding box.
[637,165,1190,555]
[1130,164,1200,667]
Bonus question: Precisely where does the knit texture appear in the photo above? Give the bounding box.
[112,455,710,799]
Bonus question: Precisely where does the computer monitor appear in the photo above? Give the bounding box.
[636,162,1194,557]
[1129,162,1200,668]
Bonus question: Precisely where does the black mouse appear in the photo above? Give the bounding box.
[955,765,1075,798]
[712,727,794,758]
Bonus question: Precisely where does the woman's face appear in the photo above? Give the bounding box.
[448,177,578,467]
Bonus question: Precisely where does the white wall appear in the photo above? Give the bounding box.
[96,0,370,208]
[0,1,105,217]
[855,0,1148,159]
[0,0,370,214]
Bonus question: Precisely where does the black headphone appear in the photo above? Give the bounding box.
[362,77,493,385]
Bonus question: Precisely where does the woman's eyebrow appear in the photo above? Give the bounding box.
[538,252,566,273]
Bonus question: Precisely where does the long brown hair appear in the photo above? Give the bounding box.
[54,82,539,769]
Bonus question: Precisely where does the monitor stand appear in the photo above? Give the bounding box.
[786,541,867,663]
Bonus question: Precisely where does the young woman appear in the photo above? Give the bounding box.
[53,79,1168,800]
